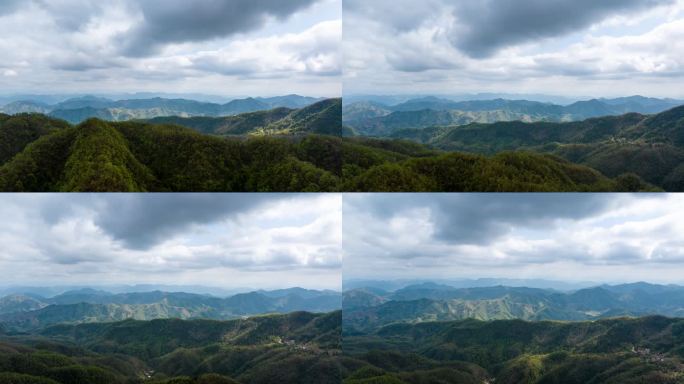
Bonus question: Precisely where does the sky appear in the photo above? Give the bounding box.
[344,0,684,98]
[0,0,341,97]
[343,193,684,285]
[0,194,341,290]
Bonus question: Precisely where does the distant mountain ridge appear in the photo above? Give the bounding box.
[343,282,684,332]
[0,94,325,124]
[344,95,684,135]
[0,288,341,331]
[146,98,342,136]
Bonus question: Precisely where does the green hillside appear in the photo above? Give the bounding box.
[340,138,656,192]
[0,117,341,192]
[388,105,684,190]
[146,98,342,136]
[343,317,684,384]
[0,311,341,384]
[0,113,657,192]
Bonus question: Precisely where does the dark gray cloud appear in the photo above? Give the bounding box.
[344,0,444,32]
[122,0,320,56]
[0,0,24,15]
[449,0,673,58]
[39,194,281,250]
[349,194,633,245]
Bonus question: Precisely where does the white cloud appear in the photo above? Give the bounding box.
[343,194,684,284]
[0,0,340,96]
[344,0,684,98]
[0,194,341,290]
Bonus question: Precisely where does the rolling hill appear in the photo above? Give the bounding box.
[0,113,343,192]
[342,316,684,384]
[0,111,657,192]
[383,105,684,190]
[146,98,342,136]
[0,311,341,384]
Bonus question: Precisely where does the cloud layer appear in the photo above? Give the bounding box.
[344,0,684,97]
[343,194,684,284]
[0,0,340,96]
[0,194,341,290]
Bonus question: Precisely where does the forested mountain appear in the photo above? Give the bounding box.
[343,96,683,134]
[146,98,342,136]
[0,111,346,192]
[343,283,684,332]
[385,105,684,190]
[340,137,656,192]
[0,289,341,332]
[0,311,341,384]
[0,95,324,124]
[0,111,656,192]
[342,316,684,384]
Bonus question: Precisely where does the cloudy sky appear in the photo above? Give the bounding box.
[344,0,684,98]
[0,0,340,97]
[344,194,684,284]
[0,194,341,290]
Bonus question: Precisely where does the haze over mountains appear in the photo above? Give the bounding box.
[0,287,341,332]
[343,95,684,136]
[0,94,325,124]
[343,281,684,332]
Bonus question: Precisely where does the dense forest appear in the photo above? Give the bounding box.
[0,311,341,384]
[371,104,684,191]
[0,106,657,192]
[342,316,684,384]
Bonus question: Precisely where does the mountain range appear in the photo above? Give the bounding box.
[342,316,684,384]
[0,94,325,124]
[385,104,684,190]
[146,98,341,136]
[0,103,342,192]
[343,282,684,332]
[0,288,341,332]
[0,99,662,192]
[0,311,341,384]
[343,95,684,136]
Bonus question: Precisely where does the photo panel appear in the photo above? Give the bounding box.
[342,193,684,382]
[0,0,343,193]
[342,0,684,192]
[0,193,342,384]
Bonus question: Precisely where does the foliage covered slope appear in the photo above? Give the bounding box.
[0,311,341,384]
[388,105,684,190]
[0,113,656,192]
[342,316,684,384]
[0,116,342,192]
[147,98,342,136]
